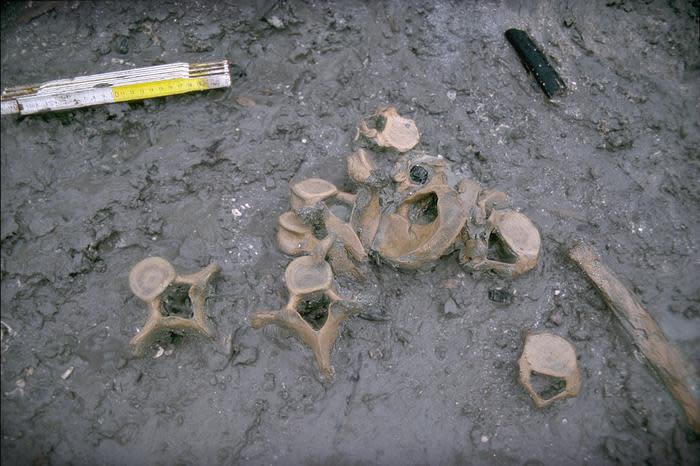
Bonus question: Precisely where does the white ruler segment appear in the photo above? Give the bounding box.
[1,60,231,116]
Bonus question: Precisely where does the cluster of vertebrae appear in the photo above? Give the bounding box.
[250,106,542,378]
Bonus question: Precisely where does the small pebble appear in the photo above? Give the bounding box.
[235,95,256,107]
[61,366,74,380]
[266,15,284,29]
[488,288,513,304]
[546,308,563,327]
[442,297,462,317]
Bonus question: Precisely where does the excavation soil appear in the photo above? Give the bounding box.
[1,1,699,464]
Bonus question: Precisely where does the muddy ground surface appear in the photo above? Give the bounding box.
[1,1,699,464]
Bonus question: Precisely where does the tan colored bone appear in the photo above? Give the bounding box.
[128,257,220,356]
[324,212,367,262]
[250,237,360,379]
[392,153,447,193]
[359,106,420,153]
[351,191,381,248]
[290,178,338,210]
[276,211,319,256]
[347,148,376,184]
[518,332,581,408]
[373,184,468,268]
[129,256,176,302]
[477,189,507,219]
[462,209,541,277]
[288,178,368,268]
[284,255,334,296]
[569,242,700,433]
[258,106,547,380]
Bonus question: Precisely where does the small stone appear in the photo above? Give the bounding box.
[488,288,513,304]
[266,15,285,29]
[442,297,462,317]
[153,345,165,358]
[95,44,111,56]
[61,366,74,380]
[115,36,129,54]
[569,327,591,341]
[480,435,489,443]
[264,178,276,190]
[235,96,256,107]
[368,348,383,360]
[440,278,459,289]
[233,345,259,366]
[545,308,563,327]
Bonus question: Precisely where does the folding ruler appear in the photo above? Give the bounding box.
[1,60,231,115]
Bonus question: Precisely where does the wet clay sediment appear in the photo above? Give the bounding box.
[1,1,699,465]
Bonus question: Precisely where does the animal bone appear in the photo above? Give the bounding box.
[276,211,319,256]
[347,148,376,184]
[518,332,581,408]
[250,237,361,380]
[569,242,700,433]
[128,257,220,356]
[373,184,468,268]
[286,178,368,271]
[359,106,420,153]
[290,178,339,211]
[129,256,176,302]
[460,210,541,277]
[255,107,542,378]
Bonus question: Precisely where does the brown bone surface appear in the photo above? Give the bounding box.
[518,332,581,408]
[253,106,542,378]
[128,257,220,356]
[359,106,420,153]
[249,238,361,380]
[461,209,541,277]
[569,242,700,433]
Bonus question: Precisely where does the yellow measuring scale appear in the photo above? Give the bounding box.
[111,77,209,102]
[1,61,231,115]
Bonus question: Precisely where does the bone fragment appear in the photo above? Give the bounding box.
[568,241,700,433]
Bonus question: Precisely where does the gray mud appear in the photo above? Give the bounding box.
[1,1,699,464]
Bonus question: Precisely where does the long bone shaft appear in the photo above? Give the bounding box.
[568,242,700,433]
